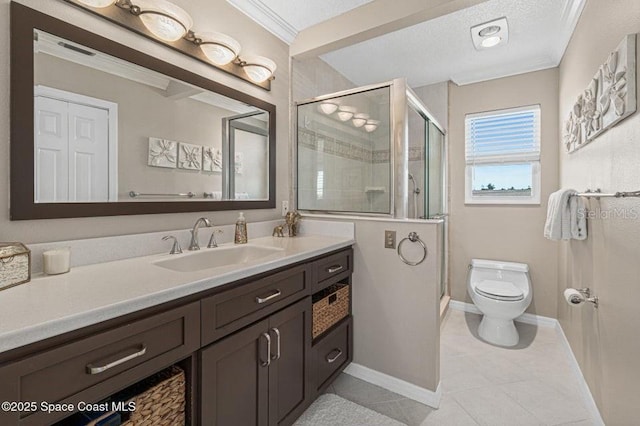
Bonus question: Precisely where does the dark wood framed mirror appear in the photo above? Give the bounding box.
[10,2,276,220]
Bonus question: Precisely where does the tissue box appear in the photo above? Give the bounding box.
[0,243,31,291]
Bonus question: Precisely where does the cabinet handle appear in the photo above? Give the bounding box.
[256,289,282,304]
[326,265,343,274]
[260,333,271,367]
[326,349,343,364]
[270,328,281,360]
[86,345,147,375]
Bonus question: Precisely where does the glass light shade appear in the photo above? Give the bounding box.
[77,0,116,7]
[134,0,193,42]
[352,113,370,127]
[242,55,277,83]
[364,120,380,132]
[198,32,241,66]
[318,102,339,115]
[481,35,502,48]
[337,106,356,121]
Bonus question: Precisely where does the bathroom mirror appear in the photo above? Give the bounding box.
[10,3,275,220]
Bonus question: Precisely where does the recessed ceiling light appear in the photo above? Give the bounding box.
[471,17,508,50]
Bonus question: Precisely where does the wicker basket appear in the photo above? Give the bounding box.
[121,366,185,426]
[312,283,349,339]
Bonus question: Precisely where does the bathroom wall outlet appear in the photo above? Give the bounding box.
[384,230,396,249]
[281,200,289,216]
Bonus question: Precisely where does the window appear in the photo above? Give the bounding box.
[465,105,541,204]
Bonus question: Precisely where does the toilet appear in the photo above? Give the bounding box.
[467,259,532,347]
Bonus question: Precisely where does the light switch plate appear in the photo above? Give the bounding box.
[385,230,396,249]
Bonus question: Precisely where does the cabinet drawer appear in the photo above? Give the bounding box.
[313,249,352,291]
[201,265,310,345]
[1,302,199,424]
[314,317,352,389]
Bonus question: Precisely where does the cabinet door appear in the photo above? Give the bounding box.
[200,319,270,426]
[268,298,312,426]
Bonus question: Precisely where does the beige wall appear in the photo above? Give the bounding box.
[351,219,441,392]
[558,1,640,424]
[448,69,560,318]
[1,0,289,243]
[412,82,448,131]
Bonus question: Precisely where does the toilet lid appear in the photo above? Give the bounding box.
[475,280,524,301]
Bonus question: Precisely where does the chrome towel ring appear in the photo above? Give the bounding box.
[397,232,428,266]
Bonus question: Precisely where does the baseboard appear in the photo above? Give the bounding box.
[448,299,604,424]
[343,363,442,409]
[448,300,557,328]
[555,322,605,426]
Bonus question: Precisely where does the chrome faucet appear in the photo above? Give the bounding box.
[189,217,212,250]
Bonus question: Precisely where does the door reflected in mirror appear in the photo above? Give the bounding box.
[33,29,270,203]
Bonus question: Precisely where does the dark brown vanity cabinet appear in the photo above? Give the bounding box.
[0,247,353,426]
[200,298,312,426]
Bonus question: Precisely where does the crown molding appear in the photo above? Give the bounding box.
[226,0,298,45]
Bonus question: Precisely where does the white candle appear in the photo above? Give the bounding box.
[43,248,71,275]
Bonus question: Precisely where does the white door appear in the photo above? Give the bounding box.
[68,103,109,201]
[34,96,69,203]
[34,96,110,202]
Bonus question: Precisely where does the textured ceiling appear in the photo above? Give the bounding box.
[319,0,585,87]
[259,0,374,31]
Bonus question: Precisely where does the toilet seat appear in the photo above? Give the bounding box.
[475,279,524,301]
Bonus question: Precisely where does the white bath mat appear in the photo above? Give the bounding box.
[294,394,407,426]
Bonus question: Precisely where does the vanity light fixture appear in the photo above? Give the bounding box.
[64,0,276,90]
[337,106,356,121]
[76,0,116,6]
[318,101,339,115]
[364,120,380,132]
[238,55,277,83]
[129,0,193,42]
[197,31,241,66]
[352,113,369,128]
[471,17,508,50]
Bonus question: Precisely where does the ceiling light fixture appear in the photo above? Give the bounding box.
[318,101,339,115]
[481,36,502,48]
[364,120,380,132]
[239,55,277,83]
[471,17,508,50]
[478,25,500,37]
[76,0,116,7]
[337,106,356,121]
[197,32,241,66]
[352,113,369,128]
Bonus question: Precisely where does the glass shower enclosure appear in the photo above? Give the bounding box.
[296,79,446,219]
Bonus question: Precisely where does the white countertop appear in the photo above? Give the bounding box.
[0,234,354,355]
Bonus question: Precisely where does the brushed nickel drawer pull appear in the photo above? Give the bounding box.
[326,265,343,274]
[86,345,147,375]
[270,327,281,361]
[326,349,343,363]
[260,332,271,367]
[256,289,282,304]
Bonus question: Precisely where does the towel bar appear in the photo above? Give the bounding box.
[573,189,640,199]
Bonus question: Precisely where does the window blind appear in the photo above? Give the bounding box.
[465,105,540,165]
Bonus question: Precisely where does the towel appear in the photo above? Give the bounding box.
[544,189,587,241]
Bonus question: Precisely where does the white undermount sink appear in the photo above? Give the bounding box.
[154,244,285,272]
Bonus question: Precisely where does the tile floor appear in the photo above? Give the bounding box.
[326,309,596,426]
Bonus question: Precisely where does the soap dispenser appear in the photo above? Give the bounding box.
[235,212,248,244]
